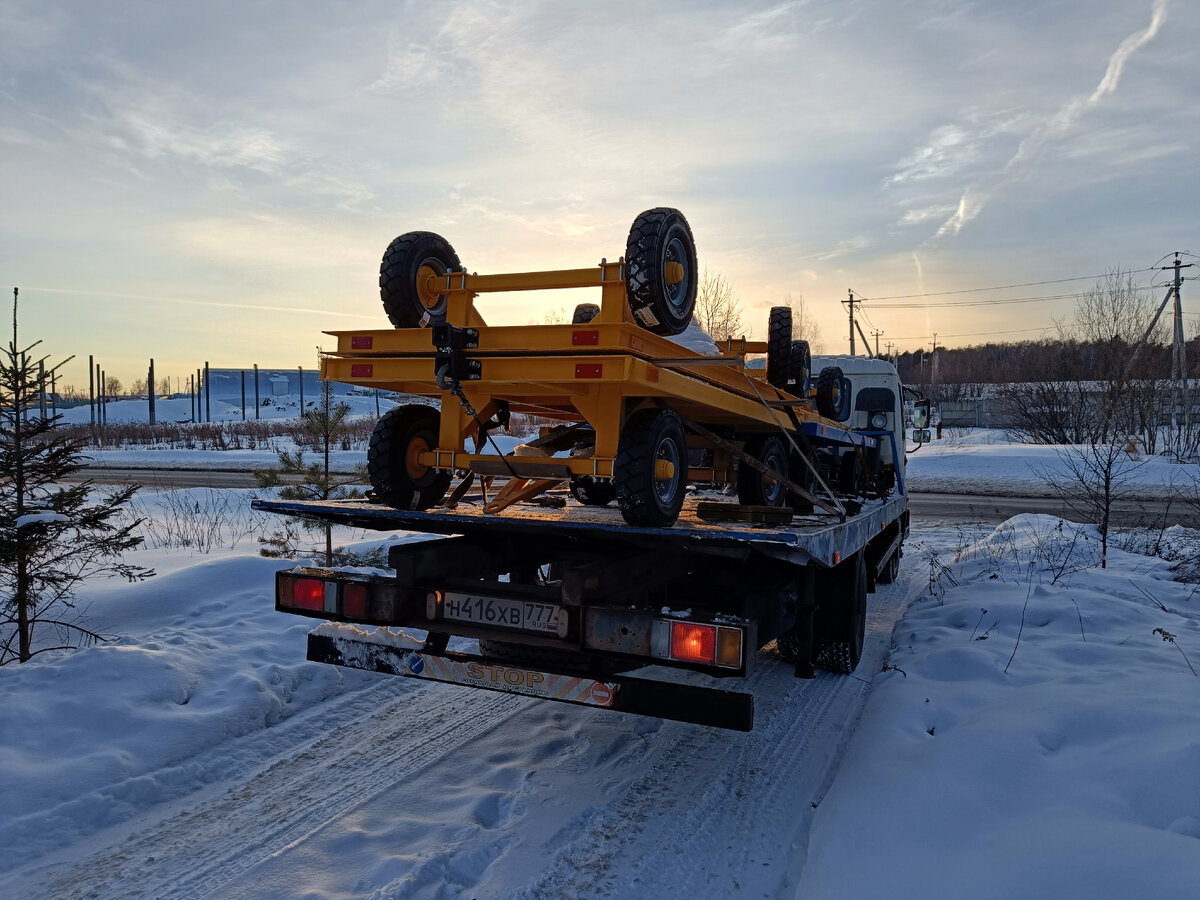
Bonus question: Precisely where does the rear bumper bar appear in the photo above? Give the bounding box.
[308,628,754,732]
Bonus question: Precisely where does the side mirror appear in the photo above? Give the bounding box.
[912,399,931,444]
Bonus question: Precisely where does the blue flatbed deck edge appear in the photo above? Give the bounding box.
[251,493,908,567]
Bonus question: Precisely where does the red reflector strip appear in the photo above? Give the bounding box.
[670,621,716,664]
[575,364,603,379]
[342,583,368,619]
[350,335,373,349]
[350,364,373,378]
[572,329,600,346]
[292,577,326,611]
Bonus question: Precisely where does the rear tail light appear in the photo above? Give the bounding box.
[671,622,716,664]
[291,577,327,611]
[276,572,394,623]
[652,619,744,669]
[342,583,368,619]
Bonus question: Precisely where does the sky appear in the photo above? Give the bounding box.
[3,0,1198,389]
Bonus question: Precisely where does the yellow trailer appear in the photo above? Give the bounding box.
[323,208,879,527]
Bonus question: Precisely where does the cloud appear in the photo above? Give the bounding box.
[922,0,1169,246]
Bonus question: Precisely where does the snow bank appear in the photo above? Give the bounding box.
[800,515,1200,900]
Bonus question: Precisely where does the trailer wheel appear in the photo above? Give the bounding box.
[624,208,697,336]
[570,476,616,506]
[766,307,792,388]
[788,340,811,394]
[379,231,462,329]
[737,434,789,507]
[367,405,451,509]
[814,552,867,674]
[615,408,688,527]
[572,303,600,324]
[815,366,845,419]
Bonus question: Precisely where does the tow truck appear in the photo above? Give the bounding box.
[254,208,927,731]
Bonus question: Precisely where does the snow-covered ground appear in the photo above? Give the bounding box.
[3,434,1200,898]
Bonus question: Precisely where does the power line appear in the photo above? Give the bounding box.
[849,267,1159,303]
[861,291,1094,309]
[885,325,1058,341]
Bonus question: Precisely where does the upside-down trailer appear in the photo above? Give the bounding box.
[257,207,923,731]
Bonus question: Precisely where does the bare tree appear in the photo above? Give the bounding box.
[1038,440,1144,569]
[1005,270,1164,447]
[781,292,823,353]
[103,374,123,398]
[255,375,368,565]
[694,269,743,340]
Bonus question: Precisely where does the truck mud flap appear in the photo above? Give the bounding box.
[307,631,754,732]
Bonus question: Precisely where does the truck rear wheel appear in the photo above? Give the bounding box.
[814,551,867,674]
[367,404,451,509]
[624,208,697,336]
[737,434,789,507]
[877,545,901,584]
[615,408,688,527]
[766,307,792,388]
[380,231,462,329]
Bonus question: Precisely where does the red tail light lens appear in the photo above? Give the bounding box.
[342,583,368,618]
[671,622,716,664]
[292,577,326,611]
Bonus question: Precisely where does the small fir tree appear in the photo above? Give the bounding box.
[1,288,152,665]
[254,375,368,565]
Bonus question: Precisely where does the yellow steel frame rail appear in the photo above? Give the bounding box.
[322,260,820,484]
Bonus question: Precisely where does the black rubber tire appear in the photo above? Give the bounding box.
[379,231,462,329]
[814,552,867,674]
[624,208,697,336]
[615,408,688,527]
[766,307,793,388]
[815,366,846,419]
[572,303,600,324]
[736,434,789,507]
[775,629,803,663]
[570,476,616,506]
[788,340,811,394]
[877,545,901,584]
[367,404,451,509]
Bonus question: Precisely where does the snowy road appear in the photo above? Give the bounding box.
[10,574,914,899]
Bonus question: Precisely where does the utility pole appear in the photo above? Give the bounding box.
[847,290,856,356]
[872,329,883,357]
[930,333,938,394]
[1164,253,1194,458]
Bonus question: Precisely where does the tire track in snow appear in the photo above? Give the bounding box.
[12,683,534,900]
[508,576,913,899]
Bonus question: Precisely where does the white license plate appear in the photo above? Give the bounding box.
[442,592,562,634]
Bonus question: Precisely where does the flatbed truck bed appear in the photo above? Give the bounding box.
[254,492,909,731]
